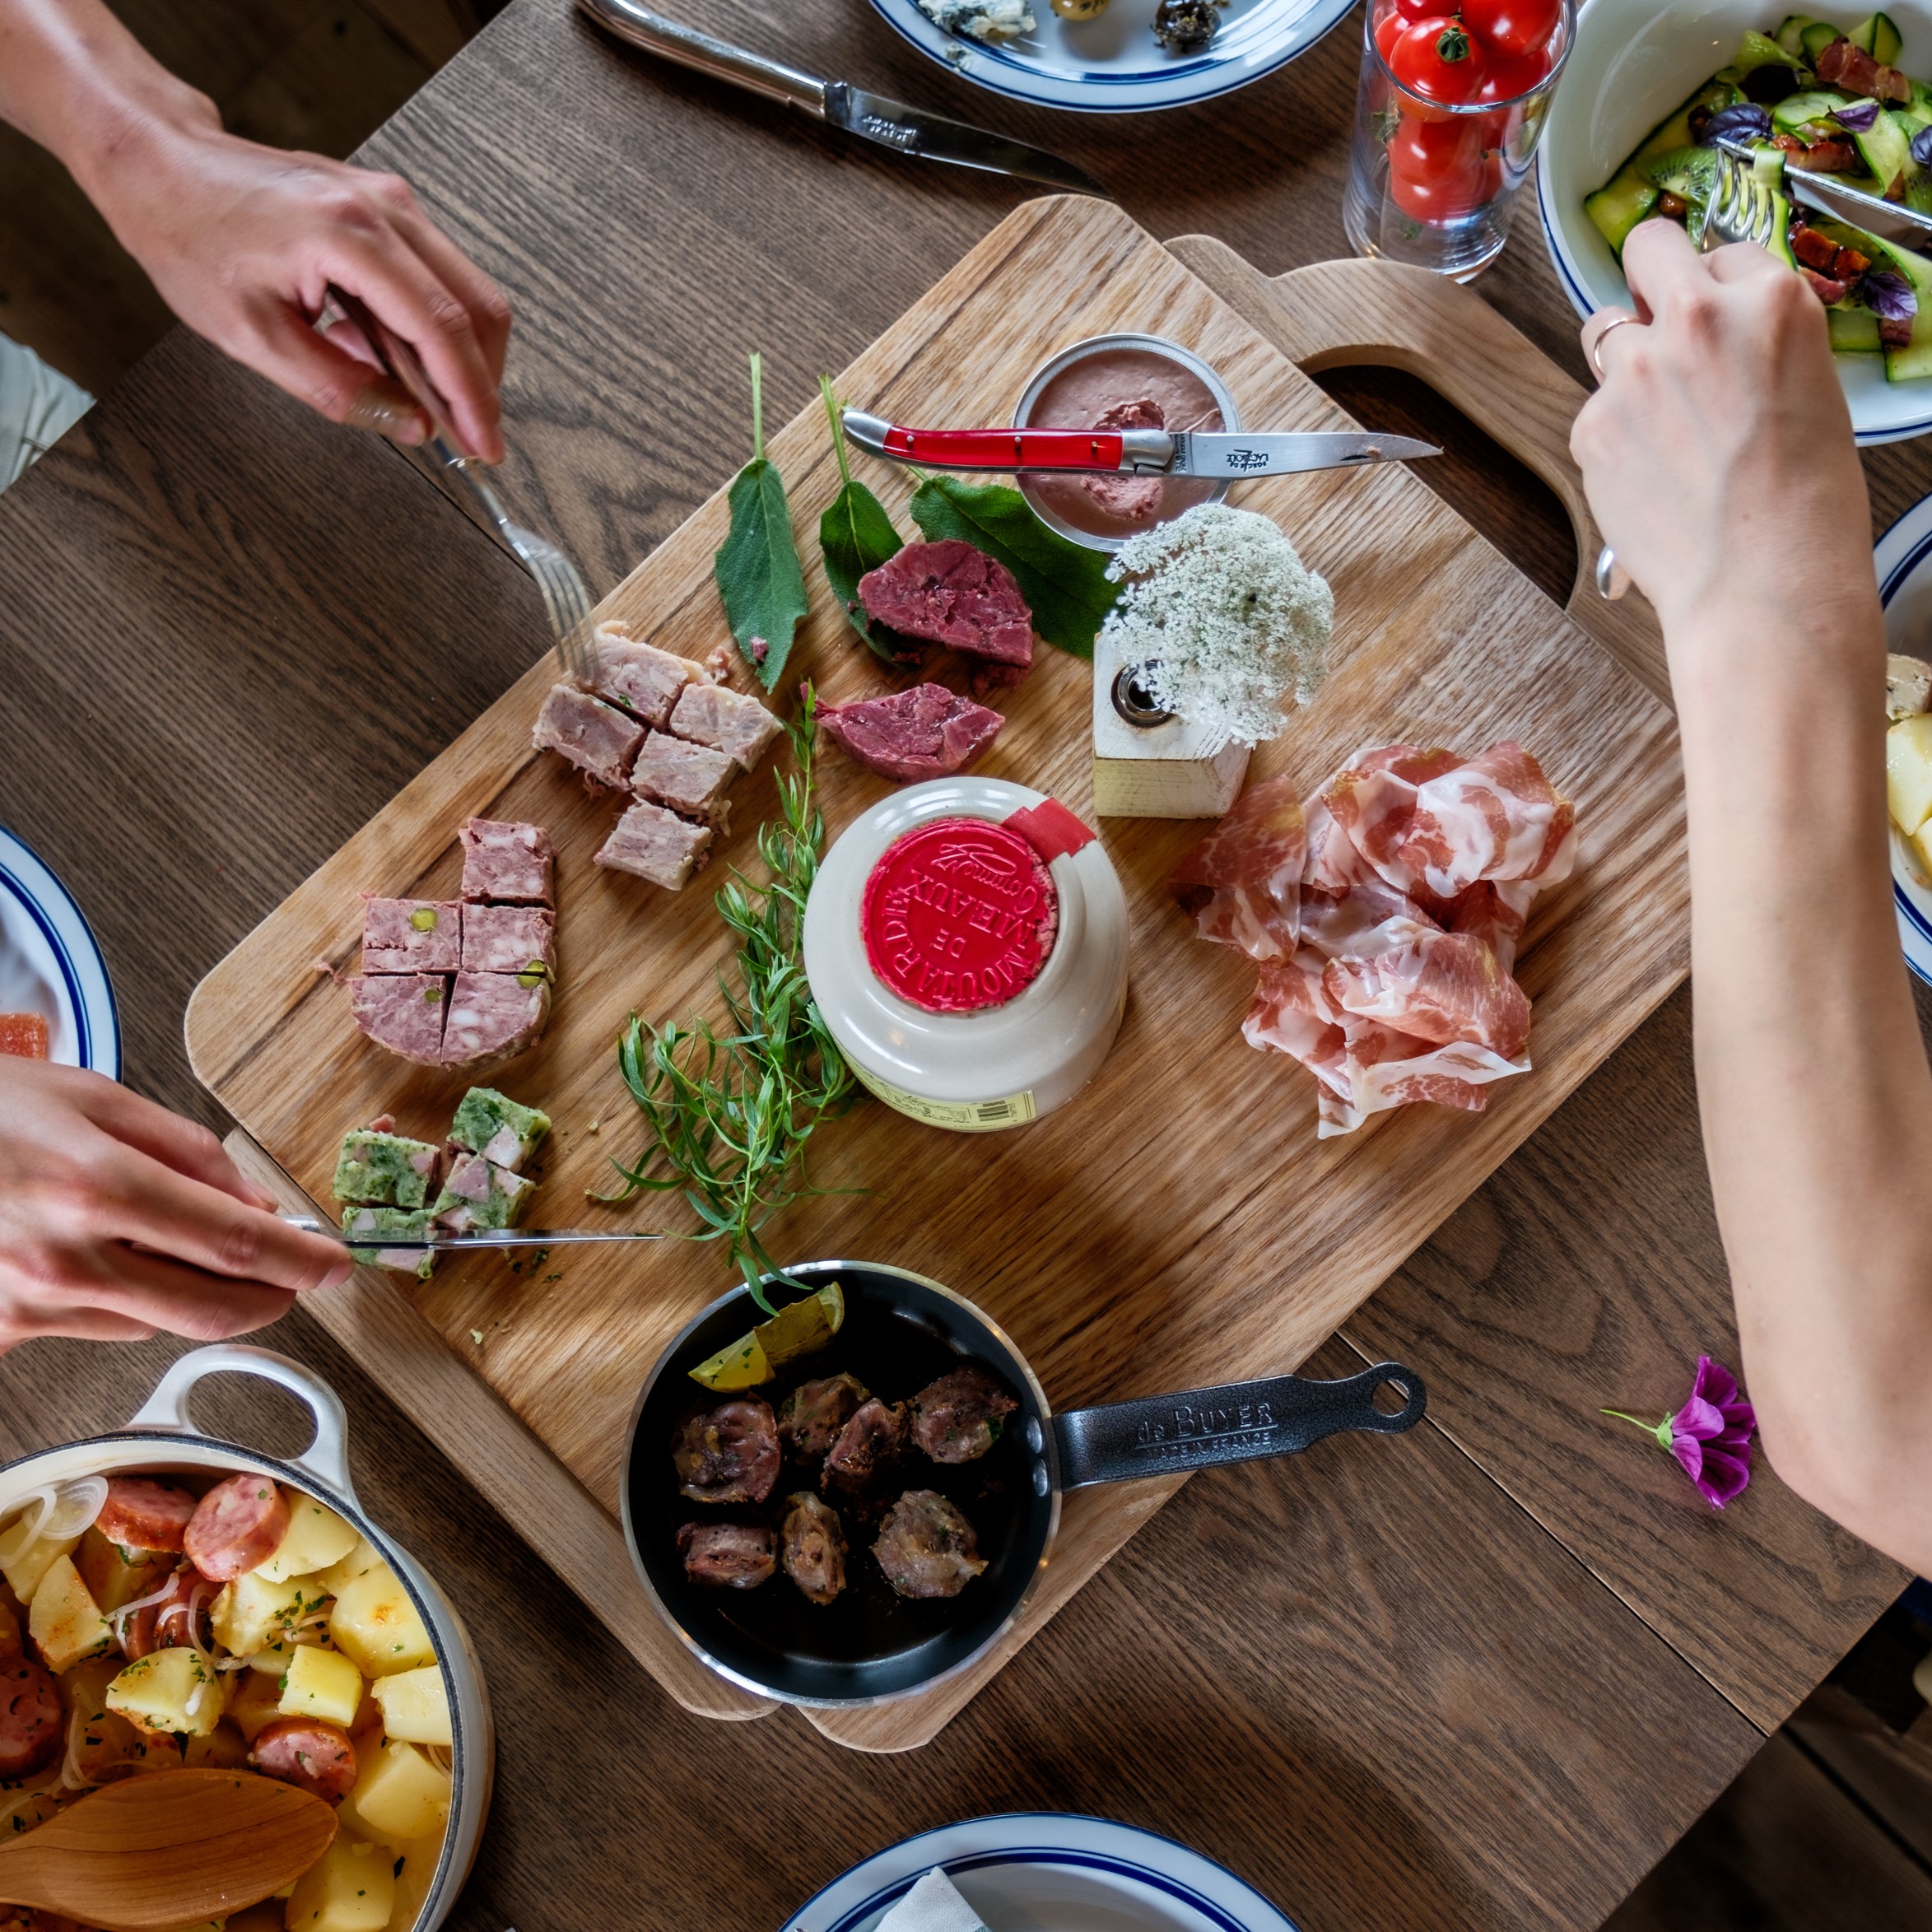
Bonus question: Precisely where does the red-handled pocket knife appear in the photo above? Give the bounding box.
[841,408,1440,480]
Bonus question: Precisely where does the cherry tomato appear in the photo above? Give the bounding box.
[1473,44,1552,100]
[1459,0,1559,58]
[1388,147,1501,219]
[1389,16,1489,113]
[1386,108,1483,183]
[1375,5,1407,62]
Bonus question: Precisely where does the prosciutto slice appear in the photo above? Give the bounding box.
[1178,741,1574,1138]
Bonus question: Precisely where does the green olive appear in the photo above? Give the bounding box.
[1052,0,1111,19]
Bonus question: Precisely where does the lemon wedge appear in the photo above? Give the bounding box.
[686,1283,845,1391]
[687,1332,772,1392]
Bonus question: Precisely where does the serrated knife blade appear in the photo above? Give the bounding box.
[576,0,1109,198]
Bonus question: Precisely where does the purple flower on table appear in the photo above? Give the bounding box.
[1603,1355,1757,1510]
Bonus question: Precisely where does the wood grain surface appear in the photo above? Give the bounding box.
[187,197,1692,1748]
[0,0,1922,1915]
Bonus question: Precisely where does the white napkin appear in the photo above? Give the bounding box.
[878,1868,989,1932]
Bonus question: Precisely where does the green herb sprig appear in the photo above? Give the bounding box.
[714,351,808,691]
[601,689,859,1310]
[816,376,905,662]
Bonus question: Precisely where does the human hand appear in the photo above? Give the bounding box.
[0,1059,351,1354]
[83,109,510,461]
[1570,221,1875,663]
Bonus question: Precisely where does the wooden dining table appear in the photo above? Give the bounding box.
[0,0,1925,1924]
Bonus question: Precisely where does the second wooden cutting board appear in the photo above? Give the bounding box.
[189,194,1687,1750]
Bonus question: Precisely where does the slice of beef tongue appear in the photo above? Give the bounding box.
[859,540,1034,673]
[817,682,1004,783]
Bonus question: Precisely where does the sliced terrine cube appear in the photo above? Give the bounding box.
[440,971,551,1068]
[595,799,712,891]
[594,623,702,729]
[633,730,734,820]
[431,1152,536,1232]
[449,1087,551,1171]
[533,682,646,788]
[350,974,449,1065]
[667,681,783,772]
[332,1128,441,1209]
[459,817,553,905]
[342,1206,436,1281]
[362,897,461,975]
[460,903,556,979]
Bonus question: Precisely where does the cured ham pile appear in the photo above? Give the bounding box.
[1172,743,1576,1138]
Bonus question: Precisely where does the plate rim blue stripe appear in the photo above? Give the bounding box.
[0,826,121,1076]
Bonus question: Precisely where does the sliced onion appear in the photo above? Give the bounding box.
[0,1486,57,1563]
[40,1476,109,1541]
[106,1562,189,1644]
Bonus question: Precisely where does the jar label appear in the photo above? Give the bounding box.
[850,1062,1038,1133]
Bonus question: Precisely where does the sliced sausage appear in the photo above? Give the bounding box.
[872,1490,986,1599]
[95,1477,199,1553]
[910,1367,1017,1465]
[776,1374,868,1464]
[0,1660,62,1779]
[821,1399,907,1497]
[124,1565,217,1662]
[677,1522,775,1589]
[183,1475,289,1581]
[250,1716,358,1801]
[670,1401,780,1506]
[780,1493,846,1606]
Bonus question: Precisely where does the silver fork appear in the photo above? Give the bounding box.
[1699,142,1785,251]
[322,285,598,686]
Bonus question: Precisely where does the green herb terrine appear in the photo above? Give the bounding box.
[342,1205,436,1281]
[448,1087,551,1172]
[331,1128,442,1209]
[431,1153,535,1232]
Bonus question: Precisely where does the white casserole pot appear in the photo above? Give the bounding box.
[0,1344,492,1932]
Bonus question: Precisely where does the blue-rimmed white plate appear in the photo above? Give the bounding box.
[1876,494,1932,984]
[781,1813,1302,1932]
[864,0,1352,114]
[0,824,120,1073]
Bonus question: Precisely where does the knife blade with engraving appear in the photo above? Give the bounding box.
[576,0,1107,198]
[287,1215,665,1253]
[842,409,1441,479]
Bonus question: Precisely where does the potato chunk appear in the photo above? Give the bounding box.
[212,1570,328,1657]
[0,1520,81,1604]
[328,1563,434,1678]
[27,1553,114,1673]
[278,1643,365,1728]
[384,1836,442,1932]
[105,1646,224,1737]
[226,1665,287,1744]
[342,1739,451,1845]
[315,1535,384,1599]
[366,1666,449,1748]
[1888,712,1932,834]
[258,1497,361,1585]
[77,1528,170,1615]
[284,1835,396,1932]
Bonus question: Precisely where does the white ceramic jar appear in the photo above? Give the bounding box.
[0,1345,492,1932]
[803,776,1129,1131]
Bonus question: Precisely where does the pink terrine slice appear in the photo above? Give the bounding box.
[594,623,703,729]
[350,974,449,1065]
[459,818,553,905]
[361,897,461,975]
[668,681,783,772]
[461,903,556,977]
[441,971,551,1069]
[633,731,734,820]
[533,683,646,788]
[595,799,712,891]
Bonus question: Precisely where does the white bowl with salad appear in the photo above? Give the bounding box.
[1539,1,1932,441]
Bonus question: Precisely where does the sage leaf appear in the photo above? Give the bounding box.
[816,376,905,663]
[909,474,1120,660]
[714,351,808,691]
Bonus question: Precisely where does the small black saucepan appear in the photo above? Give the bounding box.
[621,1260,1426,1706]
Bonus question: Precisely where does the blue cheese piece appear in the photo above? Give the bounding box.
[914,0,1035,39]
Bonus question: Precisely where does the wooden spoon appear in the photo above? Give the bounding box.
[0,1767,337,1931]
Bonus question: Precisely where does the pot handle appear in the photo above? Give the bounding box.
[1052,1362,1426,1490]
[126,1345,360,1506]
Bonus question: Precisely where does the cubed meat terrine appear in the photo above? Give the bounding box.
[633,730,735,819]
[595,799,713,891]
[460,903,556,978]
[459,817,553,905]
[361,898,461,975]
[594,622,702,729]
[332,1128,441,1209]
[449,1086,551,1171]
[668,681,783,772]
[533,682,646,788]
[350,974,449,1065]
[342,1205,436,1280]
[441,971,551,1068]
[431,1152,536,1232]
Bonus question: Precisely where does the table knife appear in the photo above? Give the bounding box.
[286,1215,663,1252]
[1717,135,1932,247]
[843,409,1441,479]
[575,0,1107,199]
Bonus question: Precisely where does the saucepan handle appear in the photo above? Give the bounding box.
[126,1344,361,1506]
[1051,1362,1426,1491]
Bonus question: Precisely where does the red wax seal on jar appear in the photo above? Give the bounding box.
[862,817,1059,1013]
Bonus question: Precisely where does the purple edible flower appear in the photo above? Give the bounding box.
[1864,268,1919,321]
[1603,1355,1757,1510]
[1697,102,1774,145]
[1832,96,1883,132]
[1912,123,1932,168]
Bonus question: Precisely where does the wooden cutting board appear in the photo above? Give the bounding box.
[188,195,1688,1753]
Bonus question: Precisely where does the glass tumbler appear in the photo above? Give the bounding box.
[1343,0,1576,282]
